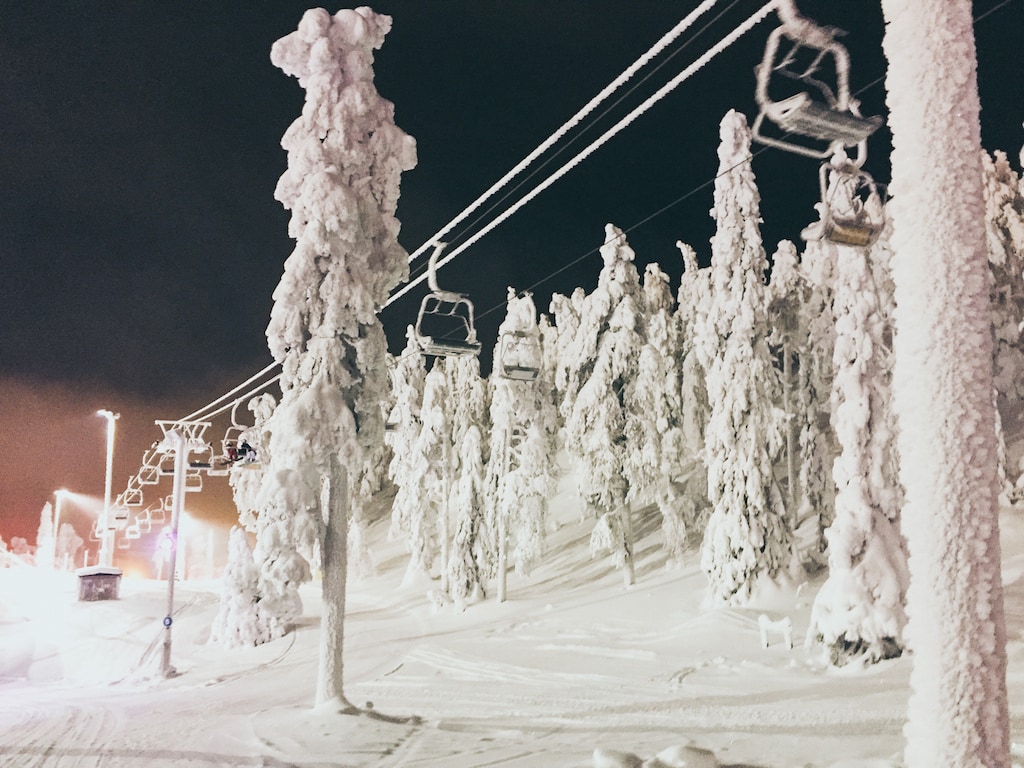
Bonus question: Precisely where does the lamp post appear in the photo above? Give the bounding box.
[53,488,68,570]
[96,409,119,568]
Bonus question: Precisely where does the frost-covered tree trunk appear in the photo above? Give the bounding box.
[810,224,908,666]
[317,457,348,705]
[263,7,416,709]
[881,1,1010,765]
[694,111,791,605]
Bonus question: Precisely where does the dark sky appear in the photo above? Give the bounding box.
[2,1,1022,552]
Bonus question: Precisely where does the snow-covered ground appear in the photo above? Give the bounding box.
[3,470,1024,768]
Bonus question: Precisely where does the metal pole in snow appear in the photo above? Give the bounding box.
[161,429,188,678]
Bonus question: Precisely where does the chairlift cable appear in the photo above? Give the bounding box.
[387,0,780,308]
[180,360,281,422]
[415,0,749,280]
[402,0,726,268]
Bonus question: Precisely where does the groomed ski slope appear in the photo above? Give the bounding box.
[3,459,1024,768]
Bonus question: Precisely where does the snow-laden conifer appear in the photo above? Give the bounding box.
[441,354,490,602]
[400,365,450,588]
[624,263,687,564]
[881,0,1010,762]
[488,290,558,598]
[35,502,54,570]
[789,238,838,558]
[54,523,83,571]
[388,328,427,542]
[260,6,416,706]
[447,424,488,611]
[211,527,267,648]
[984,149,1024,402]
[671,242,711,553]
[766,240,803,524]
[808,179,908,664]
[229,393,276,533]
[564,224,645,586]
[694,111,791,605]
[550,287,587,415]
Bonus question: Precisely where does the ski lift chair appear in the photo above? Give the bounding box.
[218,403,262,468]
[413,243,482,358]
[124,523,142,540]
[158,454,176,476]
[121,487,144,507]
[801,159,886,247]
[752,0,882,159]
[138,444,162,484]
[138,464,159,485]
[184,469,203,493]
[497,330,541,381]
[151,500,168,524]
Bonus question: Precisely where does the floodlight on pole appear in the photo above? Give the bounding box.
[96,409,119,568]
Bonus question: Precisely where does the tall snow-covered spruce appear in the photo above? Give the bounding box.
[260,7,416,709]
[881,0,1010,765]
[694,110,791,605]
[808,176,908,666]
[563,224,645,587]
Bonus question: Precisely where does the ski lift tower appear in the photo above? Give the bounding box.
[154,418,211,678]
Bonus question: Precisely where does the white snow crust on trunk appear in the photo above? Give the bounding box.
[881,0,1010,765]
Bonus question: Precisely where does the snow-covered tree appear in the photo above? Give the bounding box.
[447,424,488,611]
[54,523,83,571]
[767,240,803,522]
[259,7,416,707]
[211,527,267,648]
[550,286,587,414]
[35,502,54,570]
[441,353,489,603]
[983,149,1024,402]
[447,354,489,454]
[488,290,558,599]
[399,365,450,588]
[229,393,276,533]
[693,110,791,605]
[623,263,686,563]
[564,224,645,586]
[668,242,711,559]
[792,239,838,559]
[808,173,908,664]
[388,328,427,543]
[881,0,1010,763]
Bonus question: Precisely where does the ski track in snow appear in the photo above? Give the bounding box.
[4,508,1024,768]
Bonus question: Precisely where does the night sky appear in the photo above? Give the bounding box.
[2,1,1022,557]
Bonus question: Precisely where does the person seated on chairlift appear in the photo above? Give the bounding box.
[237,441,255,461]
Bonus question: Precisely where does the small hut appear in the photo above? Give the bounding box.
[76,566,122,601]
